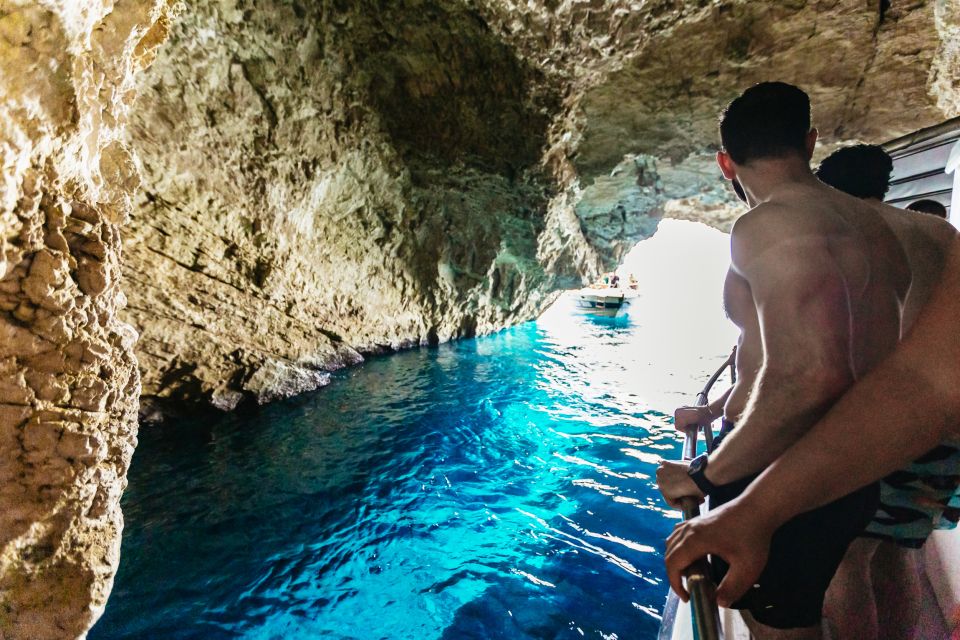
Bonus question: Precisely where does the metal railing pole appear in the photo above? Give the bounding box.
[678,427,722,639]
[679,352,732,640]
[659,353,733,640]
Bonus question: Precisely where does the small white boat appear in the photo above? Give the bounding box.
[573,273,639,317]
[574,286,637,317]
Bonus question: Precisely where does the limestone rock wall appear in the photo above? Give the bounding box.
[478,0,958,234]
[123,0,959,415]
[934,0,960,115]
[0,1,173,637]
[122,0,653,416]
[541,0,954,233]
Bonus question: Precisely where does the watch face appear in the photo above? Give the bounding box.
[688,456,705,476]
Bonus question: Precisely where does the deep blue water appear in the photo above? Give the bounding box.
[91,221,737,640]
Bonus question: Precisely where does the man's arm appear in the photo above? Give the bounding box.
[728,233,960,517]
[659,385,734,508]
[682,346,738,428]
[706,386,732,419]
[665,237,960,605]
[705,211,854,484]
[674,386,732,431]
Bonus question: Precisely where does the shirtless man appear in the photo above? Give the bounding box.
[663,235,960,622]
[655,82,911,639]
[816,144,959,639]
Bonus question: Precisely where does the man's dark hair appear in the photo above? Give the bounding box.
[816,144,893,200]
[719,82,811,164]
[906,199,948,218]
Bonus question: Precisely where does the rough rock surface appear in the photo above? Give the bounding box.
[124,0,958,414]
[494,0,957,229]
[933,0,960,115]
[1,1,958,634]
[0,1,173,637]
[121,0,614,416]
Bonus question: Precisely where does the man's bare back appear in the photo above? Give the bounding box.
[869,201,957,331]
[710,178,911,640]
[665,175,912,640]
[805,144,960,638]
[663,239,960,627]
[720,181,910,434]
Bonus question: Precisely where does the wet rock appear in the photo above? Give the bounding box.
[243,359,334,405]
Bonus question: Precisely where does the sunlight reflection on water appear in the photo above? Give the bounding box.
[91,220,737,640]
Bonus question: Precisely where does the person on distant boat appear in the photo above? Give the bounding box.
[663,235,960,627]
[907,198,949,219]
[815,144,959,639]
[655,82,911,639]
[610,273,620,288]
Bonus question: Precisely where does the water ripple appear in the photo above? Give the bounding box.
[93,223,739,640]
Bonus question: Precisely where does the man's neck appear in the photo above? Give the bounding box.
[736,156,817,207]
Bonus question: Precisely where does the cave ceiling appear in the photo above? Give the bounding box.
[119,0,957,412]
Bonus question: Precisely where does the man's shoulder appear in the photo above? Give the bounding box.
[909,210,958,245]
[729,204,812,275]
[875,202,958,246]
[730,201,819,245]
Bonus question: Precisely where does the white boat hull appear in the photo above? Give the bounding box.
[574,287,635,317]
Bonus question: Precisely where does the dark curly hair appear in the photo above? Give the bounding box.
[906,199,947,218]
[816,144,893,200]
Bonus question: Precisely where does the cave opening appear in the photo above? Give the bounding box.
[3,0,960,638]
[546,218,737,358]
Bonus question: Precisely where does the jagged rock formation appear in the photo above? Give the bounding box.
[124,0,958,414]
[480,0,960,231]
[121,0,632,416]
[2,0,958,636]
[0,1,174,637]
[934,0,960,116]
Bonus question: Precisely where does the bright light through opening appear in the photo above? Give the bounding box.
[539,219,740,413]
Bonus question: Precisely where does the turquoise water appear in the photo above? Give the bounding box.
[91,221,737,640]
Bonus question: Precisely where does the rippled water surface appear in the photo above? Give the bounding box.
[92,221,737,640]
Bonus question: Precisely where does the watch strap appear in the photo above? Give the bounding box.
[687,453,717,495]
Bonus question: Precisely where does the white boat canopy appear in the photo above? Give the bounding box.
[883,116,960,227]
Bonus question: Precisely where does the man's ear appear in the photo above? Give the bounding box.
[716,150,737,180]
[805,128,818,160]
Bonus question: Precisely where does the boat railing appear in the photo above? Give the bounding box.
[658,352,735,640]
[676,411,723,639]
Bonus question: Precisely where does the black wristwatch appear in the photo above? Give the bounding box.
[687,453,718,495]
